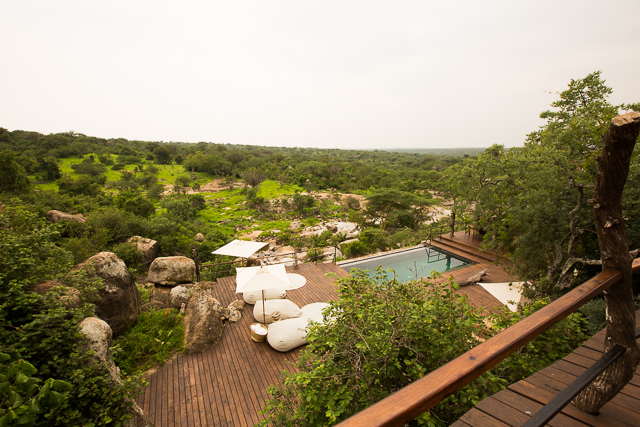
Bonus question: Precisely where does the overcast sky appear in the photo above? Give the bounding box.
[2,1,639,149]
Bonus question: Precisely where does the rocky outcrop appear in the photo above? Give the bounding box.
[79,317,154,427]
[69,252,141,336]
[125,236,159,270]
[46,210,87,223]
[170,285,194,309]
[194,233,205,242]
[30,280,81,309]
[148,257,195,285]
[183,291,224,353]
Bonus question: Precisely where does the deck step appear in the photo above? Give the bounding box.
[431,236,497,263]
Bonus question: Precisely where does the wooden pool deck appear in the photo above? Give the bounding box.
[429,231,518,313]
[135,235,522,426]
[135,262,348,427]
[453,310,640,427]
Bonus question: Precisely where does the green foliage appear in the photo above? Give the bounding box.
[70,159,106,176]
[0,204,142,426]
[0,205,73,284]
[57,175,102,197]
[113,193,156,218]
[258,272,502,426]
[489,300,588,384]
[0,150,30,194]
[292,193,315,217]
[160,194,207,222]
[578,298,607,335]
[358,228,389,252]
[112,308,186,377]
[341,241,369,258]
[111,243,144,275]
[0,354,72,427]
[442,71,638,296]
[259,272,590,427]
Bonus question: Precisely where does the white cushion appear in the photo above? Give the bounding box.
[267,318,310,352]
[253,299,302,324]
[300,303,330,324]
[243,288,286,305]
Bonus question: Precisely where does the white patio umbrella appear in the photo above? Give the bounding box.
[213,239,270,265]
[235,264,291,324]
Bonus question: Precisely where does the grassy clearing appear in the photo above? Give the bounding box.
[33,154,215,191]
[112,307,186,377]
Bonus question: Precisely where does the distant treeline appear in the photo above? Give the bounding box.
[362,147,487,157]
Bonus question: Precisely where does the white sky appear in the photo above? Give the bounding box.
[2,1,639,149]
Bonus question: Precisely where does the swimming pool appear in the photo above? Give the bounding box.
[338,246,473,281]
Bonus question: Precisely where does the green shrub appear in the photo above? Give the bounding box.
[112,308,186,377]
[341,240,369,258]
[112,242,144,275]
[578,298,607,335]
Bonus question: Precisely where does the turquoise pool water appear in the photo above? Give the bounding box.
[338,246,472,281]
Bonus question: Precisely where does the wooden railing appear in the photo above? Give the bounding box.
[335,258,640,427]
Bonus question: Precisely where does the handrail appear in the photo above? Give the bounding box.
[335,258,640,427]
[521,325,640,427]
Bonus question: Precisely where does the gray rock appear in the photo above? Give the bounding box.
[183,291,224,353]
[125,236,159,270]
[79,317,153,427]
[46,210,87,223]
[170,285,194,309]
[194,233,206,242]
[148,256,195,285]
[69,252,140,336]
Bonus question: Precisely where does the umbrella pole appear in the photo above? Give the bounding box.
[262,289,266,324]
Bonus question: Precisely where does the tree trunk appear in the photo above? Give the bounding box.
[573,112,640,413]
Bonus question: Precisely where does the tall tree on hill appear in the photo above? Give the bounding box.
[442,71,640,296]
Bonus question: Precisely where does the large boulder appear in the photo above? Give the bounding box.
[46,210,87,223]
[69,252,141,336]
[183,291,224,353]
[79,318,153,427]
[125,236,159,270]
[148,256,195,285]
[30,280,81,309]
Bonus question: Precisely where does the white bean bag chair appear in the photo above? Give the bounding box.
[267,317,310,352]
[243,288,286,305]
[253,299,302,324]
[300,302,330,324]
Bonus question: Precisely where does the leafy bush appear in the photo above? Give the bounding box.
[112,308,185,377]
[0,353,72,427]
[578,298,607,335]
[112,242,144,275]
[258,272,502,426]
[341,240,369,258]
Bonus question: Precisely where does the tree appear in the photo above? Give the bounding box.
[573,112,640,413]
[442,72,639,296]
[365,188,426,230]
[153,146,172,165]
[0,150,30,194]
[240,168,266,188]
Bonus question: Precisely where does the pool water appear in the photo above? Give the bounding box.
[338,246,472,281]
